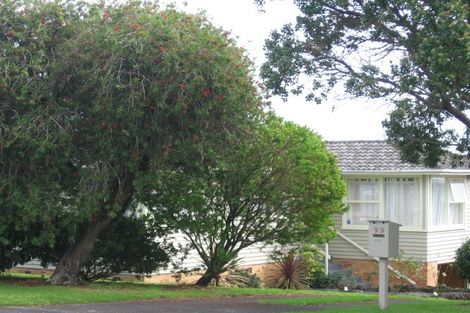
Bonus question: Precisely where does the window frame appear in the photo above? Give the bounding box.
[342,175,423,231]
[344,177,380,228]
[430,177,466,230]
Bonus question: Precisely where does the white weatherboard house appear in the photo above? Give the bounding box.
[326,141,470,287]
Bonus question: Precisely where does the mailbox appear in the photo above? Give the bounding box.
[368,220,400,258]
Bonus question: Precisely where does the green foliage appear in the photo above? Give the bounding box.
[0,0,262,277]
[300,245,325,278]
[79,215,174,281]
[308,271,343,289]
[258,0,470,166]
[145,115,346,285]
[455,237,470,281]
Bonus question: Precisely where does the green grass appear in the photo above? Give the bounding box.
[1,274,468,313]
[261,291,422,305]
[0,277,317,306]
[284,300,470,313]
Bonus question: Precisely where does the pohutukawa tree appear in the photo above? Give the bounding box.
[0,0,262,284]
[257,0,470,167]
[145,116,346,286]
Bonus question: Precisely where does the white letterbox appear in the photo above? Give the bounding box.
[368,220,400,258]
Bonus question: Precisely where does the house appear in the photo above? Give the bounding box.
[326,140,470,287]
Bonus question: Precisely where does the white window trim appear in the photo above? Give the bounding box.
[429,177,466,231]
[342,176,424,232]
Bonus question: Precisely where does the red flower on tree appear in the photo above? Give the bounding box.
[114,24,121,32]
[6,31,15,37]
[131,23,140,30]
[202,87,211,97]
[159,47,167,54]
[215,95,224,102]
[103,11,110,22]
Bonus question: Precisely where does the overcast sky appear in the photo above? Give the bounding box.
[160,0,390,141]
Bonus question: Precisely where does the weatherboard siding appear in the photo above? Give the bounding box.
[330,175,470,264]
[426,176,470,263]
[155,232,275,275]
[329,223,428,261]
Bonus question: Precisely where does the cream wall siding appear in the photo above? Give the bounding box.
[331,175,470,264]
[155,233,274,275]
[426,230,469,263]
[329,228,428,261]
[426,176,470,263]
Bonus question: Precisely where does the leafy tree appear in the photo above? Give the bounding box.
[0,0,262,284]
[455,238,470,281]
[257,0,470,166]
[145,116,346,286]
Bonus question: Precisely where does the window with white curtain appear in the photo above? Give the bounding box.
[345,177,421,229]
[432,178,466,227]
[346,178,379,225]
[384,178,420,227]
[432,178,446,226]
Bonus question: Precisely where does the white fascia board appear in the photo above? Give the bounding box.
[341,170,470,175]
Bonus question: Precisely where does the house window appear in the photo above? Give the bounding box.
[384,178,420,228]
[346,178,379,225]
[432,178,466,227]
[345,177,421,228]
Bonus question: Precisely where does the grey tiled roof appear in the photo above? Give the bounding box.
[327,140,467,172]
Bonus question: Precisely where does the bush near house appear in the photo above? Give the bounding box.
[455,238,470,281]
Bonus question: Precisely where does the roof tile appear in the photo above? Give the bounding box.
[327,140,466,172]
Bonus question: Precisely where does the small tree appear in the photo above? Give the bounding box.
[455,238,470,281]
[146,116,346,286]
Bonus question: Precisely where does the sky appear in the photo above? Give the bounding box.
[159,0,390,141]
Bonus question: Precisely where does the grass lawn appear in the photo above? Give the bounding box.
[1,273,468,312]
[0,273,316,306]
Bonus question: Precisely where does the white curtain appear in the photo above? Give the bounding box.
[385,178,420,227]
[449,203,463,224]
[347,179,379,225]
[432,178,446,226]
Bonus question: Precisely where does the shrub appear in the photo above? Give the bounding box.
[265,251,309,290]
[309,271,343,289]
[455,238,470,281]
[441,292,470,300]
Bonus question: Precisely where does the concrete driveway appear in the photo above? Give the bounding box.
[0,296,332,313]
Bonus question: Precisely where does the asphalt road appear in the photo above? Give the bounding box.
[0,296,328,313]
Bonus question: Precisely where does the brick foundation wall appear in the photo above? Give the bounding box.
[144,263,277,284]
[333,258,439,288]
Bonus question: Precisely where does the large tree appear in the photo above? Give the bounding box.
[0,0,262,284]
[258,0,469,166]
[144,116,346,286]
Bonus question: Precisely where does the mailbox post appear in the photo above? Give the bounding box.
[368,220,401,310]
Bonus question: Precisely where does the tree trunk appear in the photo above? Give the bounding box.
[195,259,228,287]
[195,268,221,287]
[48,174,135,285]
[47,215,114,285]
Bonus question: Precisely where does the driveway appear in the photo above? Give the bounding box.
[0,296,343,313]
